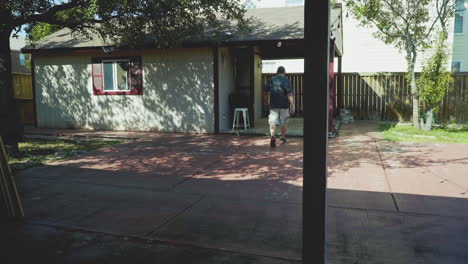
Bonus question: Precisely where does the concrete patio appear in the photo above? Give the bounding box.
[327,121,468,264]
[2,122,468,263]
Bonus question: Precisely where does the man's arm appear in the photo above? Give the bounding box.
[286,79,295,115]
[288,94,295,115]
[263,80,270,109]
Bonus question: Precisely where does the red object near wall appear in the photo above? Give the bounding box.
[329,39,335,133]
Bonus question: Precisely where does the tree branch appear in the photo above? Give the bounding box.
[381,0,409,25]
[11,1,82,27]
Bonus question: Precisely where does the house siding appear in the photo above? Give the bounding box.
[452,0,468,71]
[341,2,455,73]
[34,48,215,133]
[341,15,427,73]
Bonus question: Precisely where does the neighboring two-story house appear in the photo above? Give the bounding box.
[452,0,468,72]
[247,0,463,73]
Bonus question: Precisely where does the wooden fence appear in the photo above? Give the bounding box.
[262,73,468,124]
[338,73,468,124]
[12,73,34,125]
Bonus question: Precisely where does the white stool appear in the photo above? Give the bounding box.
[232,108,250,131]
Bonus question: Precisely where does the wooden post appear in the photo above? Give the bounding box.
[337,55,343,114]
[303,0,329,263]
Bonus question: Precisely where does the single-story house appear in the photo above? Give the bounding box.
[22,5,343,134]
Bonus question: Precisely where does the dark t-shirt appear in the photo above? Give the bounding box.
[264,75,293,109]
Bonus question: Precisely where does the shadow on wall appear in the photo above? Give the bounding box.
[36,49,214,133]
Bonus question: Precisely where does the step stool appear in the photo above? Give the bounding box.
[232,108,250,131]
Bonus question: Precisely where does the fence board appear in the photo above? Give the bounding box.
[261,72,468,124]
[339,73,468,124]
[13,74,32,99]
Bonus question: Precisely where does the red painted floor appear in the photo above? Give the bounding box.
[5,123,468,263]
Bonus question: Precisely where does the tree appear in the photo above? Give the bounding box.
[345,0,456,129]
[27,22,63,42]
[417,32,454,130]
[0,0,247,151]
[416,0,462,130]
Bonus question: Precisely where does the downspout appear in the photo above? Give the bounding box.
[329,38,336,135]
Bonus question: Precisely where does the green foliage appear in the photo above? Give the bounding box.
[417,32,454,112]
[8,139,125,171]
[4,0,247,48]
[28,23,63,42]
[345,0,456,129]
[379,123,468,144]
[346,0,433,51]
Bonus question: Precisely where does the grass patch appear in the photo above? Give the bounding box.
[379,123,468,144]
[8,138,125,171]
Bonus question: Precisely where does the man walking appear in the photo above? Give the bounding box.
[263,66,294,147]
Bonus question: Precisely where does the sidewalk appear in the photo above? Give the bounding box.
[327,121,468,264]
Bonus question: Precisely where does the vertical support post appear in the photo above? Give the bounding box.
[303,0,330,263]
[31,54,38,128]
[249,46,255,128]
[213,46,219,134]
[329,39,335,133]
[337,55,343,114]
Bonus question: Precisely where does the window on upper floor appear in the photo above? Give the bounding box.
[243,0,257,9]
[19,53,26,66]
[452,61,463,72]
[285,0,304,7]
[455,13,464,33]
[455,0,465,34]
[456,0,466,10]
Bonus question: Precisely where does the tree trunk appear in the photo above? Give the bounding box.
[0,28,22,155]
[420,108,433,131]
[411,70,420,129]
[404,34,420,129]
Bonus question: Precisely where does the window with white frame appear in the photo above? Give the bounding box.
[285,0,304,7]
[92,56,142,95]
[102,60,130,91]
[455,0,465,34]
[452,61,463,72]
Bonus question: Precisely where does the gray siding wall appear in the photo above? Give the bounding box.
[34,48,215,133]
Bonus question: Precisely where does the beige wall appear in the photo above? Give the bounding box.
[34,48,215,133]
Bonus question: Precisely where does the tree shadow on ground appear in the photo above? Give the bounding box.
[329,122,468,174]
